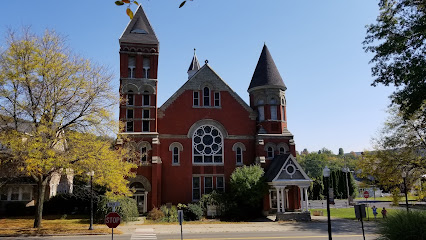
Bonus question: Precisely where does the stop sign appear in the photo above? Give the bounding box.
[363,191,370,199]
[105,212,121,228]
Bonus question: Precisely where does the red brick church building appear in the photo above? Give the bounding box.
[118,5,311,218]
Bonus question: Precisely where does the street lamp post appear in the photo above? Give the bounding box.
[323,166,332,240]
[87,170,95,230]
[401,171,409,212]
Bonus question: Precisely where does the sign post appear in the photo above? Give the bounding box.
[178,210,184,240]
[363,191,370,220]
[105,212,121,240]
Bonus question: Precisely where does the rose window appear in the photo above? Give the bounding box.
[193,125,223,163]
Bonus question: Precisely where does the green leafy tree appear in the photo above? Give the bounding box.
[338,148,344,156]
[0,28,136,228]
[228,165,268,219]
[358,106,425,193]
[364,0,426,119]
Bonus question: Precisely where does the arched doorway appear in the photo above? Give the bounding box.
[130,182,148,214]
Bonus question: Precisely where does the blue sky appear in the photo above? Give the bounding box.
[0,0,394,154]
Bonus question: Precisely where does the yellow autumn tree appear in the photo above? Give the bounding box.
[0,28,135,228]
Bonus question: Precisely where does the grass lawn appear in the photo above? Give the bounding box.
[354,195,417,201]
[310,207,398,220]
[0,215,120,236]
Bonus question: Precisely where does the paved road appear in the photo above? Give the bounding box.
[2,217,378,240]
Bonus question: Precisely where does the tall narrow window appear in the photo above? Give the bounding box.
[270,99,277,120]
[203,87,210,106]
[143,57,150,78]
[142,121,149,132]
[141,147,147,163]
[270,106,277,120]
[193,91,199,106]
[281,106,285,121]
[257,99,265,121]
[126,121,134,132]
[143,95,150,106]
[258,106,265,121]
[128,56,136,78]
[143,109,149,119]
[172,147,179,164]
[204,176,213,194]
[192,177,200,201]
[279,147,285,155]
[127,91,134,105]
[214,92,220,107]
[267,147,274,159]
[126,109,134,132]
[236,147,242,164]
[127,109,134,119]
[216,176,224,192]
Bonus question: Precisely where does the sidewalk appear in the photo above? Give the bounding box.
[116,216,378,235]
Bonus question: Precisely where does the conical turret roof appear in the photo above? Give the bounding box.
[248,44,286,91]
[119,5,159,45]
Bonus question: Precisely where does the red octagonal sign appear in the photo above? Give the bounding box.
[105,212,121,228]
[363,191,370,199]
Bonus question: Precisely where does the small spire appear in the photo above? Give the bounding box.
[187,49,201,79]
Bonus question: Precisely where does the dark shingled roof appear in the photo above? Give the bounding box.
[119,5,159,45]
[248,44,286,91]
[265,154,290,182]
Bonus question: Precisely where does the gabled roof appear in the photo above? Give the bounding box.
[119,5,159,45]
[159,63,256,119]
[265,154,311,186]
[248,44,286,91]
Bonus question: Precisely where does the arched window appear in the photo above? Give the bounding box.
[193,125,223,164]
[281,97,286,121]
[127,90,134,106]
[169,142,183,165]
[141,147,148,163]
[203,87,210,106]
[279,147,285,155]
[172,147,179,164]
[267,147,274,159]
[236,147,242,164]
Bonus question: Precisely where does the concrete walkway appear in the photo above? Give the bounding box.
[117,216,378,235]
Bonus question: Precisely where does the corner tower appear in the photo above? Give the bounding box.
[248,44,287,134]
[248,44,296,163]
[119,5,159,134]
[118,5,161,212]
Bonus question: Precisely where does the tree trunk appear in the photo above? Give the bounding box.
[33,178,48,229]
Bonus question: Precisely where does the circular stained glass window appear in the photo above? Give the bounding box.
[193,125,223,162]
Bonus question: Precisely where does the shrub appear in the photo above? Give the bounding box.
[184,203,203,221]
[44,193,93,215]
[224,164,268,220]
[160,204,178,222]
[390,188,401,206]
[147,207,164,221]
[377,210,426,240]
[4,202,34,216]
[96,196,138,223]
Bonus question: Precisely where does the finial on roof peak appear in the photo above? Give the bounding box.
[187,49,201,79]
